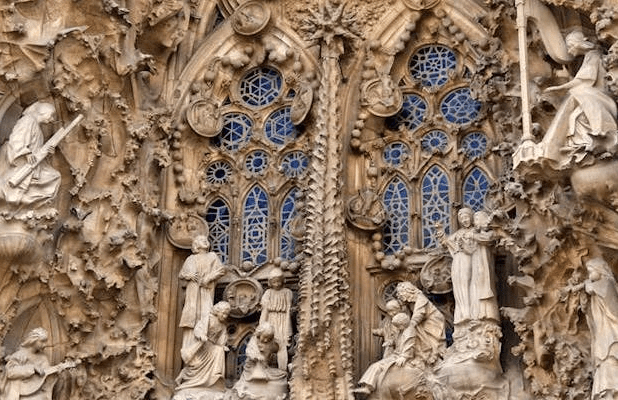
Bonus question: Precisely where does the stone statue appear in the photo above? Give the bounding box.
[355,313,419,395]
[258,268,293,370]
[1,328,78,400]
[228,322,288,400]
[174,301,231,398]
[584,257,618,400]
[372,299,403,358]
[178,235,226,364]
[0,102,60,207]
[538,30,618,169]
[437,208,499,326]
[395,281,446,365]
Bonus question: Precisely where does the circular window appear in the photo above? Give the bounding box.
[212,113,253,152]
[461,132,488,159]
[383,142,410,167]
[410,45,457,88]
[239,67,283,108]
[245,150,269,175]
[206,161,233,184]
[440,87,481,125]
[421,130,448,153]
[281,151,308,178]
[385,94,427,131]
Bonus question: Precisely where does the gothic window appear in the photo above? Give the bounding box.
[206,199,231,264]
[280,188,300,261]
[242,186,269,266]
[422,166,450,248]
[195,62,308,268]
[367,43,498,260]
[382,177,410,255]
[463,167,490,212]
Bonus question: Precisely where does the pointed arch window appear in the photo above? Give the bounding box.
[205,199,231,264]
[280,188,299,261]
[382,177,410,254]
[422,166,450,248]
[463,167,489,212]
[242,186,269,266]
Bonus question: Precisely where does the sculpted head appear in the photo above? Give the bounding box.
[191,235,211,253]
[565,30,594,56]
[392,312,410,330]
[586,257,615,283]
[396,281,421,303]
[212,301,231,321]
[24,102,56,124]
[21,327,48,351]
[457,208,474,228]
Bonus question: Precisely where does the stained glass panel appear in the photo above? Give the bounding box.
[212,113,253,152]
[409,45,457,88]
[280,188,299,260]
[422,166,450,248]
[206,161,232,184]
[461,132,488,159]
[245,150,269,175]
[242,186,269,266]
[421,130,449,153]
[386,94,427,131]
[383,177,410,254]
[205,199,230,264]
[440,88,481,125]
[281,151,309,178]
[264,107,298,147]
[383,142,409,167]
[239,67,283,107]
[463,167,489,212]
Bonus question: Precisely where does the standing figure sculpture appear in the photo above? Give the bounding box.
[178,235,226,363]
[538,30,618,168]
[437,208,499,326]
[0,102,60,207]
[259,268,293,370]
[584,258,618,400]
[174,301,231,397]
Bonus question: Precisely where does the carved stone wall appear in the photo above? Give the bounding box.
[1,0,618,399]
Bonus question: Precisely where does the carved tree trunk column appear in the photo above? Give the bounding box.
[290,15,354,400]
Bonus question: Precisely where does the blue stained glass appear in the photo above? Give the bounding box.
[421,130,449,153]
[280,188,299,260]
[205,199,230,264]
[245,150,269,175]
[235,333,252,378]
[264,107,298,146]
[461,132,488,159]
[463,167,489,212]
[410,45,457,88]
[383,177,410,254]
[239,67,282,107]
[242,186,269,266]
[281,151,308,178]
[383,142,409,167]
[422,166,450,248]
[386,94,427,131]
[212,113,253,152]
[206,161,232,184]
[440,87,481,125]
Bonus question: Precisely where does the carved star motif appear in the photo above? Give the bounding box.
[302,0,361,47]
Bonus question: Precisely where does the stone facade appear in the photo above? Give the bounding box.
[1,0,618,399]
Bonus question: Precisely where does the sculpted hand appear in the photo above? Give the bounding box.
[34,366,46,375]
[395,356,407,367]
[27,154,37,164]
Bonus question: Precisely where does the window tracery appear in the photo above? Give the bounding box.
[355,42,500,266]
